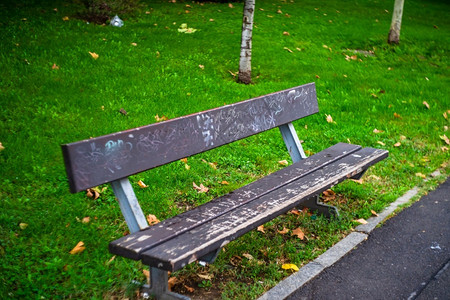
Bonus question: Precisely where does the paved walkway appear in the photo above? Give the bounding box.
[260,178,449,300]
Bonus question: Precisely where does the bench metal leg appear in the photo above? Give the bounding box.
[198,248,222,266]
[298,196,339,218]
[141,268,190,300]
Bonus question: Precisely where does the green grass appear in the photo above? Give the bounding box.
[0,0,449,299]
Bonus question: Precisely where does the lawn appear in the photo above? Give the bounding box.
[0,0,449,299]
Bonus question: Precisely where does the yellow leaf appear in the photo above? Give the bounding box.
[155,114,168,122]
[278,160,288,166]
[146,214,160,225]
[394,112,402,119]
[257,225,265,233]
[282,263,299,271]
[423,101,430,109]
[377,141,385,146]
[88,52,99,60]
[62,16,69,21]
[440,134,450,145]
[373,128,384,134]
[400,135,407,140]
[371,210,378,217]
[106,255,116,265]
[180,158,188,163]
[292,227,305,240]
[351,179,364,184]
[242,253,254,260]
[138,180,148,188]
[184,164,190,170]
[0,142,4,151]
[197,273,213,280]
[208,162,217,169]
[69,241,85,254]
[415,173,426,179]
[220,181,229,185]
[355,218,368,225]
[283,47,293,53]
[443,112,448,120]
[19,223,28,230]
[326,114,333,123]
[394,142,401,147]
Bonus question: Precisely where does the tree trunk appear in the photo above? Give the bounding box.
[238,0,255,84]
[388,0,405,44]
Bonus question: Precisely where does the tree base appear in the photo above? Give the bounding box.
[388,29,400,44]
[238,72,252,85]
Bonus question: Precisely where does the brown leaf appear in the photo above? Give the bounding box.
[441,146,449,152]
[373,128,384,134]
[355,218,368,225]
[208,162,217,169]
[278,160,288,166]
[440,134,450,145]
[143,269,150,283]
[86,188,100,200]
[228,3,234,8]
[371,209,378,217]
[180,158,188,163]
[423,101,430,109]
[168,277,178,291]
[292,227,305,240]
[146,214,160,226]
[242,253,254,260]
[62,16,69,21]
[322,189,336,202]
[119,108,127,115]
[351,179,363,184]
[138,180,148,188]
[52,63,59,70]
[278,227,289,235]
[394,142,401,147]
[184,285,195,293]
[257,225,265,233]
[69,241,85,254]
[88,51,99,59]
[193,182,209,193]
[220,181,229,185]
[0,142,4,152]
[82,217,90,223]
[283,31,290,36]
[394,112,402,119]
[289,208,301,216]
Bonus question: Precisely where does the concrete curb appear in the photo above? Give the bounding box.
[258,185,422,300]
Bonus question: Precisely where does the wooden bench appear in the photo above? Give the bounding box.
[61,82,388,299]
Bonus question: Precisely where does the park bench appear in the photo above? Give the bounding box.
[61,82,388,299]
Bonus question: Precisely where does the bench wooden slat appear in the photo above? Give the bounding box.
[139,147,388,271]
[62,83,318,192]
[109,143,361,260]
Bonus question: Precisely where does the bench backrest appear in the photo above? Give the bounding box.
[62,82,318,193]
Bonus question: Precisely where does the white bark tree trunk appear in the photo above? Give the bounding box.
[238,0,255,84]
[388,0,405,44]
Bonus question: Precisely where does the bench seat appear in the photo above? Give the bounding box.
[109,143,387,271]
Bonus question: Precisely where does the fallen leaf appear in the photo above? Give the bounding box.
[394,142,401,147]
[119,108,127,115]
[292,227,305,240]
[62,16,69,21]
[193,182,209,193]
[278,160,288,166]
[208,162,217,169]
[423,101,430,109]
[89,52,99,60]
[283,31,290,36]
[326,114,333,123]
[146,214,160,226]
[185,164,190,170]
[82,217,90,223]
[277,9,282,14]
[180,158,188,163]
[145,11,151,14]
[69,241,85,254]
[137,180,148,188]
[143,269,150,282]
[168,277,178,291]
[444,126,448,132]
[400,135,407,140]
[155,114,168,122]
[197,273,213,280]
[257,225,265,233]
[19,223,28,230]
[228,3,234,8]
[440,134,450,145]
[394,112,402,119]
[178,23,197,33]
[351,179,364,184]
[415,173,426,179]
[106,255,116,265]
[371,209,378,217]
[199,64,205,69]
[131,42,137,46]
[209,19,214,22]
[52,63,59,70]
[282,264,299,271]
[242,253,254,260]
[86,188,100,200]
[278,227,289,235]
[289,208,301,216]
[184,285,195,293]
[228,70,237,77]
[373,128,384,134]
[368,175,381,181]
[377,141,386,146]
[322,189,336,202]
[283,47,293,53]
[0,142,4,151]
[355,218,368,225]
[441,146,448,152]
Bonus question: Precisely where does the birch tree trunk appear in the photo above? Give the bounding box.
[238,0,255,84]
[388,0,405,44]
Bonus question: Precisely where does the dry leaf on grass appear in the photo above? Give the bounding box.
[0,142,4,151]
[371,210,379,217]
[283,47,293,53]
[415,173,426,179]
[138,180,148,188]
[355,218,368,225]
[278,160,288,166]
[423,101,430,109]
[180,158,188,163]
[242,253,254,260]
[394,112,402,119]
[292,227,305,240]
[373,128,384,134]
[197,273,213,280]
[155,114,168,122]
[377,141,386,146]
[440,134,450,145]
[19,223,28,230]
[82,217,90,223]
[168,277,178,291]
[193,182,209,193]
[146,214,160,226]
[88,51,99,60]
[220,181,229,185]
[184,285,195,293]
[278,227,289,235]
[325,114,334,123]
[257,225,265,233]
[69,241,85,254]
[289,208,301,215]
